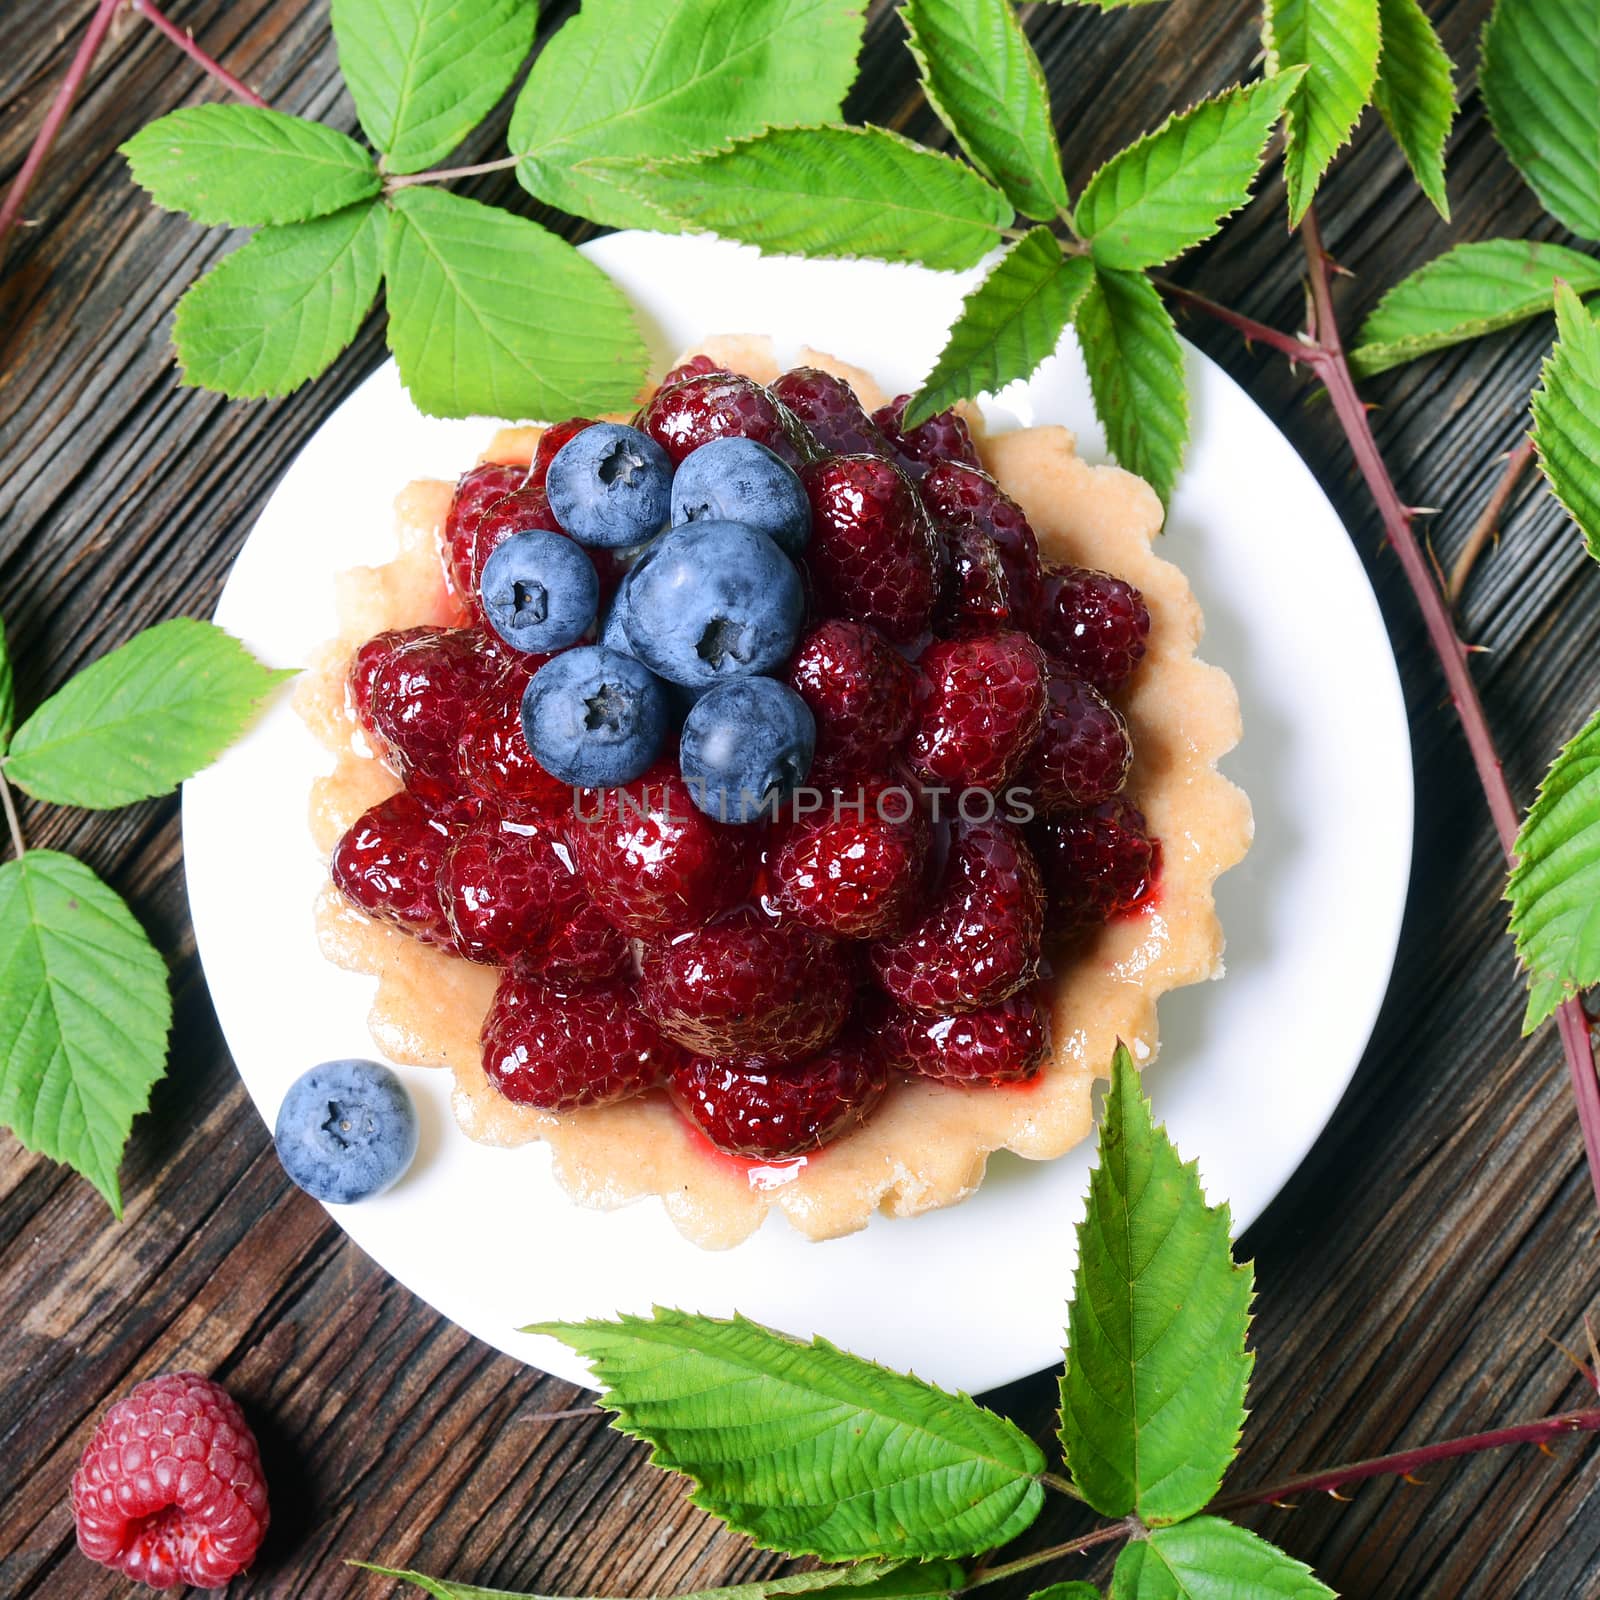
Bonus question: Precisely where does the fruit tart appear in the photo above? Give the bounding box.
[296,336,1251,1248]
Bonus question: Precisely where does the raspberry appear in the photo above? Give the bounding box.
[347,625,440,739]
[770,367,891,458]
[662,352,728,386]
[465,483,565,615]
[872,393,982,480]
[636,371,812,467]
[520,901,631,984]
[71,1372,269,1590]
[875,992,1050,1084]
[788,620,917,782]
[770,794,929,939]
[921,460,1043,631]
[457,663,571,818]
[937,521,1012,631]
[1017,667,1132,811]
[444,462,525,605]
[1036,566,1151,692]
[800,455,940,644]
[482,972,681,1110]
[568,760,757,935]
[639,908,853,1062]
[331,791,458,947]
[528,417,597,489]
[670,1037,887,1159]
[1031,799,1161,929]
[871,818,1045,1013]
[440,814,587,964]
[908,631,1047,792]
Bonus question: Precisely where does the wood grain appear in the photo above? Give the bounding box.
[4,1,1600,1594]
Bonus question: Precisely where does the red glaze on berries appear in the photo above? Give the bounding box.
[1036,565,1152,692]
[444,462,525,606]
[457,665,570,817]
[529,417,597,489]
[636,371,811,466]
[521,901,632,984]
[661,352,728,386]
[908,631,1047,792]
[788,619,917,781]
[331,792,458,947]
[876,992,1050,1084]
[770,796,929,939]
[937,522,1012,631]
[440,814,587,964]
[873,393,982,479]
[1017,667,1132,811]
[770,367,891,458]
[1032,799,1161,930]
[347,625,440,739]
[922,460,1043,631]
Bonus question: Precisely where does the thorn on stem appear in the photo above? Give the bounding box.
[1538,1441,1557,1458]
[1402,1473,1427,1486]
[1327,1488,1353,1502]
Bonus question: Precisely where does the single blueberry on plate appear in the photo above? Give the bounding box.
[623,521,804,688]
[479,528,599,652]
[671,437,811,556]
[274,1059,418,1204]
[680,677,817,823]
[522,644,669,786]
[547,422,673,548]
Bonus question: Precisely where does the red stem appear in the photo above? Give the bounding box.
[1159,276,1311,363]
[1448,434,1538,602]
[128,0,267,107]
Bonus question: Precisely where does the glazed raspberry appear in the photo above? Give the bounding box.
[670,1037,887,1159]
[568,760,757,936]
[482,972,681,1110]
[908,631,1047,792]
[529,417,597,489]
[440,814,587,964]
[521,901,631,984]
[1017,667,1132,811]
[444,462,526,604]
[639,908,854,1062]
[662,352,728,386]
[770,367,891,457]
[465,483,566,612]
[937,521,1012,631]
[636,371,811,466]
[331,791,458,947]
[71,1372,268,1590]
[872,393,982,479]
[801,455,940,644]
[1032,799,1161,930]
[1036,566,1151,692]
[875,992,1050,1085]
[457,664,570,818]
[770,795,929,939]
[871,818,1045,1013]
[788,620,917,781]
[347,625,440,739]
[921,460,1043,630]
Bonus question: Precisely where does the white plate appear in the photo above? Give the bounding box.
[182,232,1413,1395]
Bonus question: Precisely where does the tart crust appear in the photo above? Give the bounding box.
[297,337,1252,1249]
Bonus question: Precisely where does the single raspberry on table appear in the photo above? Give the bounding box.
[1035,565,1151,692]
[670,1037,887,1159]
[872,393,982,479]
[347,625,441,739]
[639,908,854,1062]
[457,662,571,818]
[1017,666,1132,812]
[519,901,632,984]
[482,973,681,1110]
[1031,798,1161,930]
[908,630,1047,792]
[770,367,892,458]
[875,991,1050,1084]
[331,791,459,948]
[528,417,597,488]
[921,460,1043,631]
[871,818,1045,1013]
[788,619,917,782]
[71,1372,269,1591]
[635,371,812,466]
[770,795,929,939]
[439,813,587,965]
[936,521,1013,632]
[800,454,940,644]
[443,462,526,604]
[661,352,728,387]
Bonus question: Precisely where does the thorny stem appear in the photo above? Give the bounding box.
[126,0,267,107]
[959,1522,1136,1590]
[384,154,524,191]
[0,770,26,861]
[1448,434,1539,602]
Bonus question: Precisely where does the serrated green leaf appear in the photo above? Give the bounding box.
[1481,0,1600,240]
[0,615,13,753]
[534,1309,1045,1560]
[905,231,1092,425]
[1076,72,1301,272]
[1109,1519,1333,1600]
[510,0,866,230]
[1373,0,1456,219]
[173,203,386,400]
[0,851,171,1216]
[1030,1587,1103,1600]
[1060,1048,1253,1524]
[120,106,379,227]
[330,0,539,175]
[1532,284,1600,560]
[1350,238,1600,377]
[1264,0,1382,225]
[383,188,648,420]
[590,126,1011,271]
[1073,266,1188,507]
[902,0,1068,221]
[4,620,289,810]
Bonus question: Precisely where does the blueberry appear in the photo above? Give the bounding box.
[671,438,811,556]
[680,677,817,823]
[479,528,599,653]
[547,423,673,548]
[623,521,804,689]
[522,645,669,786]
[273,1059,418,1204]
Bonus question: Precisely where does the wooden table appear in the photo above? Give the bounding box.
[4,1,1599,1594]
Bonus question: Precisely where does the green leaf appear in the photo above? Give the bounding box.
[1532,284,1600,561]
[1372,0,1456,219]
[1059,1047,1253,1524]
[534,1309,1046,1560]
[510,0,866,230]
[1075,71,1302,272]
[0,614,13,753]
[1264,0,1382,226]
[3,620,290,809]
[1481,0,1600,240]
[383,187,649,420]
[1030,1588,1102,1600]
[905,230,1093,425]
[902,0,1069,221]
[1072,266,1189,507]
[173,202,386,400]
[120,105,380,226]
[592,126,1011,271]
[330,0,539,175]
[0,851,171,1216]
[1350,237,1600,377]
[1109,1519,1333,1600]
